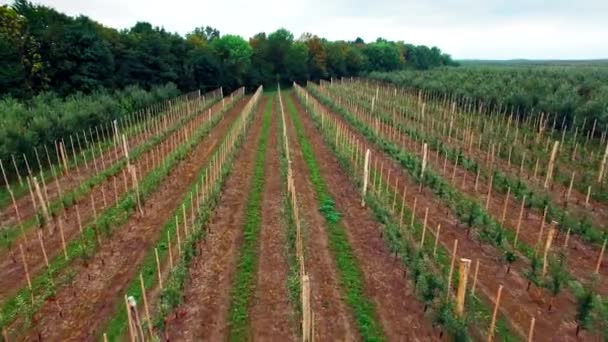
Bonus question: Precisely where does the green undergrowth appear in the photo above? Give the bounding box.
[227,94,273,341]
[285,94,385,341]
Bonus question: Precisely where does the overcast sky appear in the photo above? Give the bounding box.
[3,0,607,59]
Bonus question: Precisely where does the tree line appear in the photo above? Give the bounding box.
[0,0,456,99]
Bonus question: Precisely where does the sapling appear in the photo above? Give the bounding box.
[570,280,597,336]
[504,250,517,274]
[544,253,568,311]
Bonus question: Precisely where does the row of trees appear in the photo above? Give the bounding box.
[0,0,456,98]
[368,64,608,132]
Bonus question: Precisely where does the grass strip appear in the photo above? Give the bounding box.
[227,94,273,341]
[285,93,385,341]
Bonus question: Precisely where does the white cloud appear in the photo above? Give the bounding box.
[2,0,607,59]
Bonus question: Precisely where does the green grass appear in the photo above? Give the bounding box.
[227,94,274,341]
[284,93,385,341]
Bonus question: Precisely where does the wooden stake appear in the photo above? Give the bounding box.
[456,258,472,317]
[361,149,370,207]
[514,195,526,247]
[542,228,556,277]
[139,273,154,338]
[33,176,50,225]
[37,230,50,268]
[471,259,480,296]
[485,174,493,210]
[433,225,441,256]
[527,317,536,342]
[125,295,136,342]
[420,207,429,247]
[544,141,559,189]
[446,239,458,300]
[566,171,575,203]
[20,243,33,293]
[487,285,503,342]
[500,187,511,225]
[595,238,607,274]
[56,215,68,260]
[167,230,174,269]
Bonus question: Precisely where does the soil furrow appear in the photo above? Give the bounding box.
[17,97,247,341]
[291,93,440,341]
[249,97,296,340]
[163,97,267,341]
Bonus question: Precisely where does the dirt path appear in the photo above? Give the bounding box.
[282,94,359,341]
[290,93,440,341]
[306,90,588,340]
[249,97,297,340]
[163,97,267,341]
[17,98,248,341]
[0,100,227,305]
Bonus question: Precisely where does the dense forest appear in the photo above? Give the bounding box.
[369,64,608,131]
[0,0,456,99]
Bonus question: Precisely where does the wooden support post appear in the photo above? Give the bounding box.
[544,141,559,189]
[500,187,511,225]
[302,274,312,342]
[542,228,556,277]
[456,258,472,317]
[595,238,607,274]
[471,259,480,296]
[20,244,33,301]
[433,225,441,256]
[125,295,136,342]
[514,195,526,247]
[56,215,68,260]
[528,317,535,342]
[420,207,429,247]
[485,174,493,210]
[33,177,50,225]
[362,149,370,207]
[487,285,504,342]
[446,239,458,300]
[139,273,154,338]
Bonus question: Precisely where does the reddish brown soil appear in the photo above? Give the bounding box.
[13,98,248,341]
[284,95,359,341]
[0,100,228,305]
[308,90,590,340]
[291,93,440,341]
[163,97,267,341]
[249,98,297,340]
